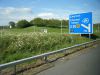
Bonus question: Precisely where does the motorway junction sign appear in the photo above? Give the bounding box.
[69,12,93,34]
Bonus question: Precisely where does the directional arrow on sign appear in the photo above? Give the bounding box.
[81,24,90,32]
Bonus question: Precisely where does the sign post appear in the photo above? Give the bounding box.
[69,12,93,38]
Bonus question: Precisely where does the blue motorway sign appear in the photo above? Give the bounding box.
[69,12,93,34]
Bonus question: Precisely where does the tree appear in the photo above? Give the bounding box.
[30,18,69,28]
[46,19,61,27]
[9,21,15,28]
[16,20,31,28]
[30,18,45,27]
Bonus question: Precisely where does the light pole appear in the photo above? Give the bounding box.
[34,26,35,32]
[98,24,99,32]
[61,20,63,35]
[60,19,63,48]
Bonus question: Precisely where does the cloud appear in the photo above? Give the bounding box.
[0,7,32,15]
[37,12,59,19]
[9,15,35,21]
[38,12,54,17]
[0,7,34,25]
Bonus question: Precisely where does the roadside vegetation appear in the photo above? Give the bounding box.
[0,32,91,64]
[0,18,99,64]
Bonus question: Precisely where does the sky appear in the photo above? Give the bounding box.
[0,0,100,25]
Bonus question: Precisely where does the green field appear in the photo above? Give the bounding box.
[1,26,68,34]
[0,26,99,64]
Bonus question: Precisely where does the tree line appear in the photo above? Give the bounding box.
[9,18,69,28]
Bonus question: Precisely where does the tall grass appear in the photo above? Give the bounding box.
[0,31,91,64]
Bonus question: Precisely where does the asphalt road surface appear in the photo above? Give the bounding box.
[37,44,100,75]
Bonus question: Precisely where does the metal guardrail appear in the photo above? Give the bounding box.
[0,39,100,75]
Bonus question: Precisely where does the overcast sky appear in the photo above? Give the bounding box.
[0,0,100,25]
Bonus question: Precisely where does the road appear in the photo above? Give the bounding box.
[37,44,100,75]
